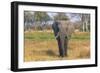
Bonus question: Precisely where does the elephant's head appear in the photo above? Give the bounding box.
[55,20,75,39]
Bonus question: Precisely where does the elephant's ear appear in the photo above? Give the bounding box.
[67,23,75,39]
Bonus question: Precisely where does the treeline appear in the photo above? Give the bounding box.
[24,11,90,32]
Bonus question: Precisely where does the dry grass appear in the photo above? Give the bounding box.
[24,31,90,62]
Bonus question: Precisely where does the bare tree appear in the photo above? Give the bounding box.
[81,14,90,32]
[69,13,90,32]
[24,11,34,31]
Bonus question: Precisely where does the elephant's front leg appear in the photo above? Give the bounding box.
[60,35,66,57]
[64,37,69,56]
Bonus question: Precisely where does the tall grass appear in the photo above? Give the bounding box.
[24,31,90,62]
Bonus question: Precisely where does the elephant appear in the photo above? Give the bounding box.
[52,20,74,57]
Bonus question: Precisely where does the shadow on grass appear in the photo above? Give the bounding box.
[32,49,58,57]
[45,50,58,57]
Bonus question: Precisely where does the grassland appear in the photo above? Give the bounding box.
[24,30,90,62]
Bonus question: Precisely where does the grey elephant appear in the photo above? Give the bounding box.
[52,20,74,57]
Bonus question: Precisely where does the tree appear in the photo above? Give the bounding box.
[54,13,69,21]
[81,14,90,32]
[24,11,34,31]
[68,13,90,32]
[33,12,51,30]
[34,12,51,23]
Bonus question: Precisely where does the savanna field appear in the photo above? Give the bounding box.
[24,30,90,62]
